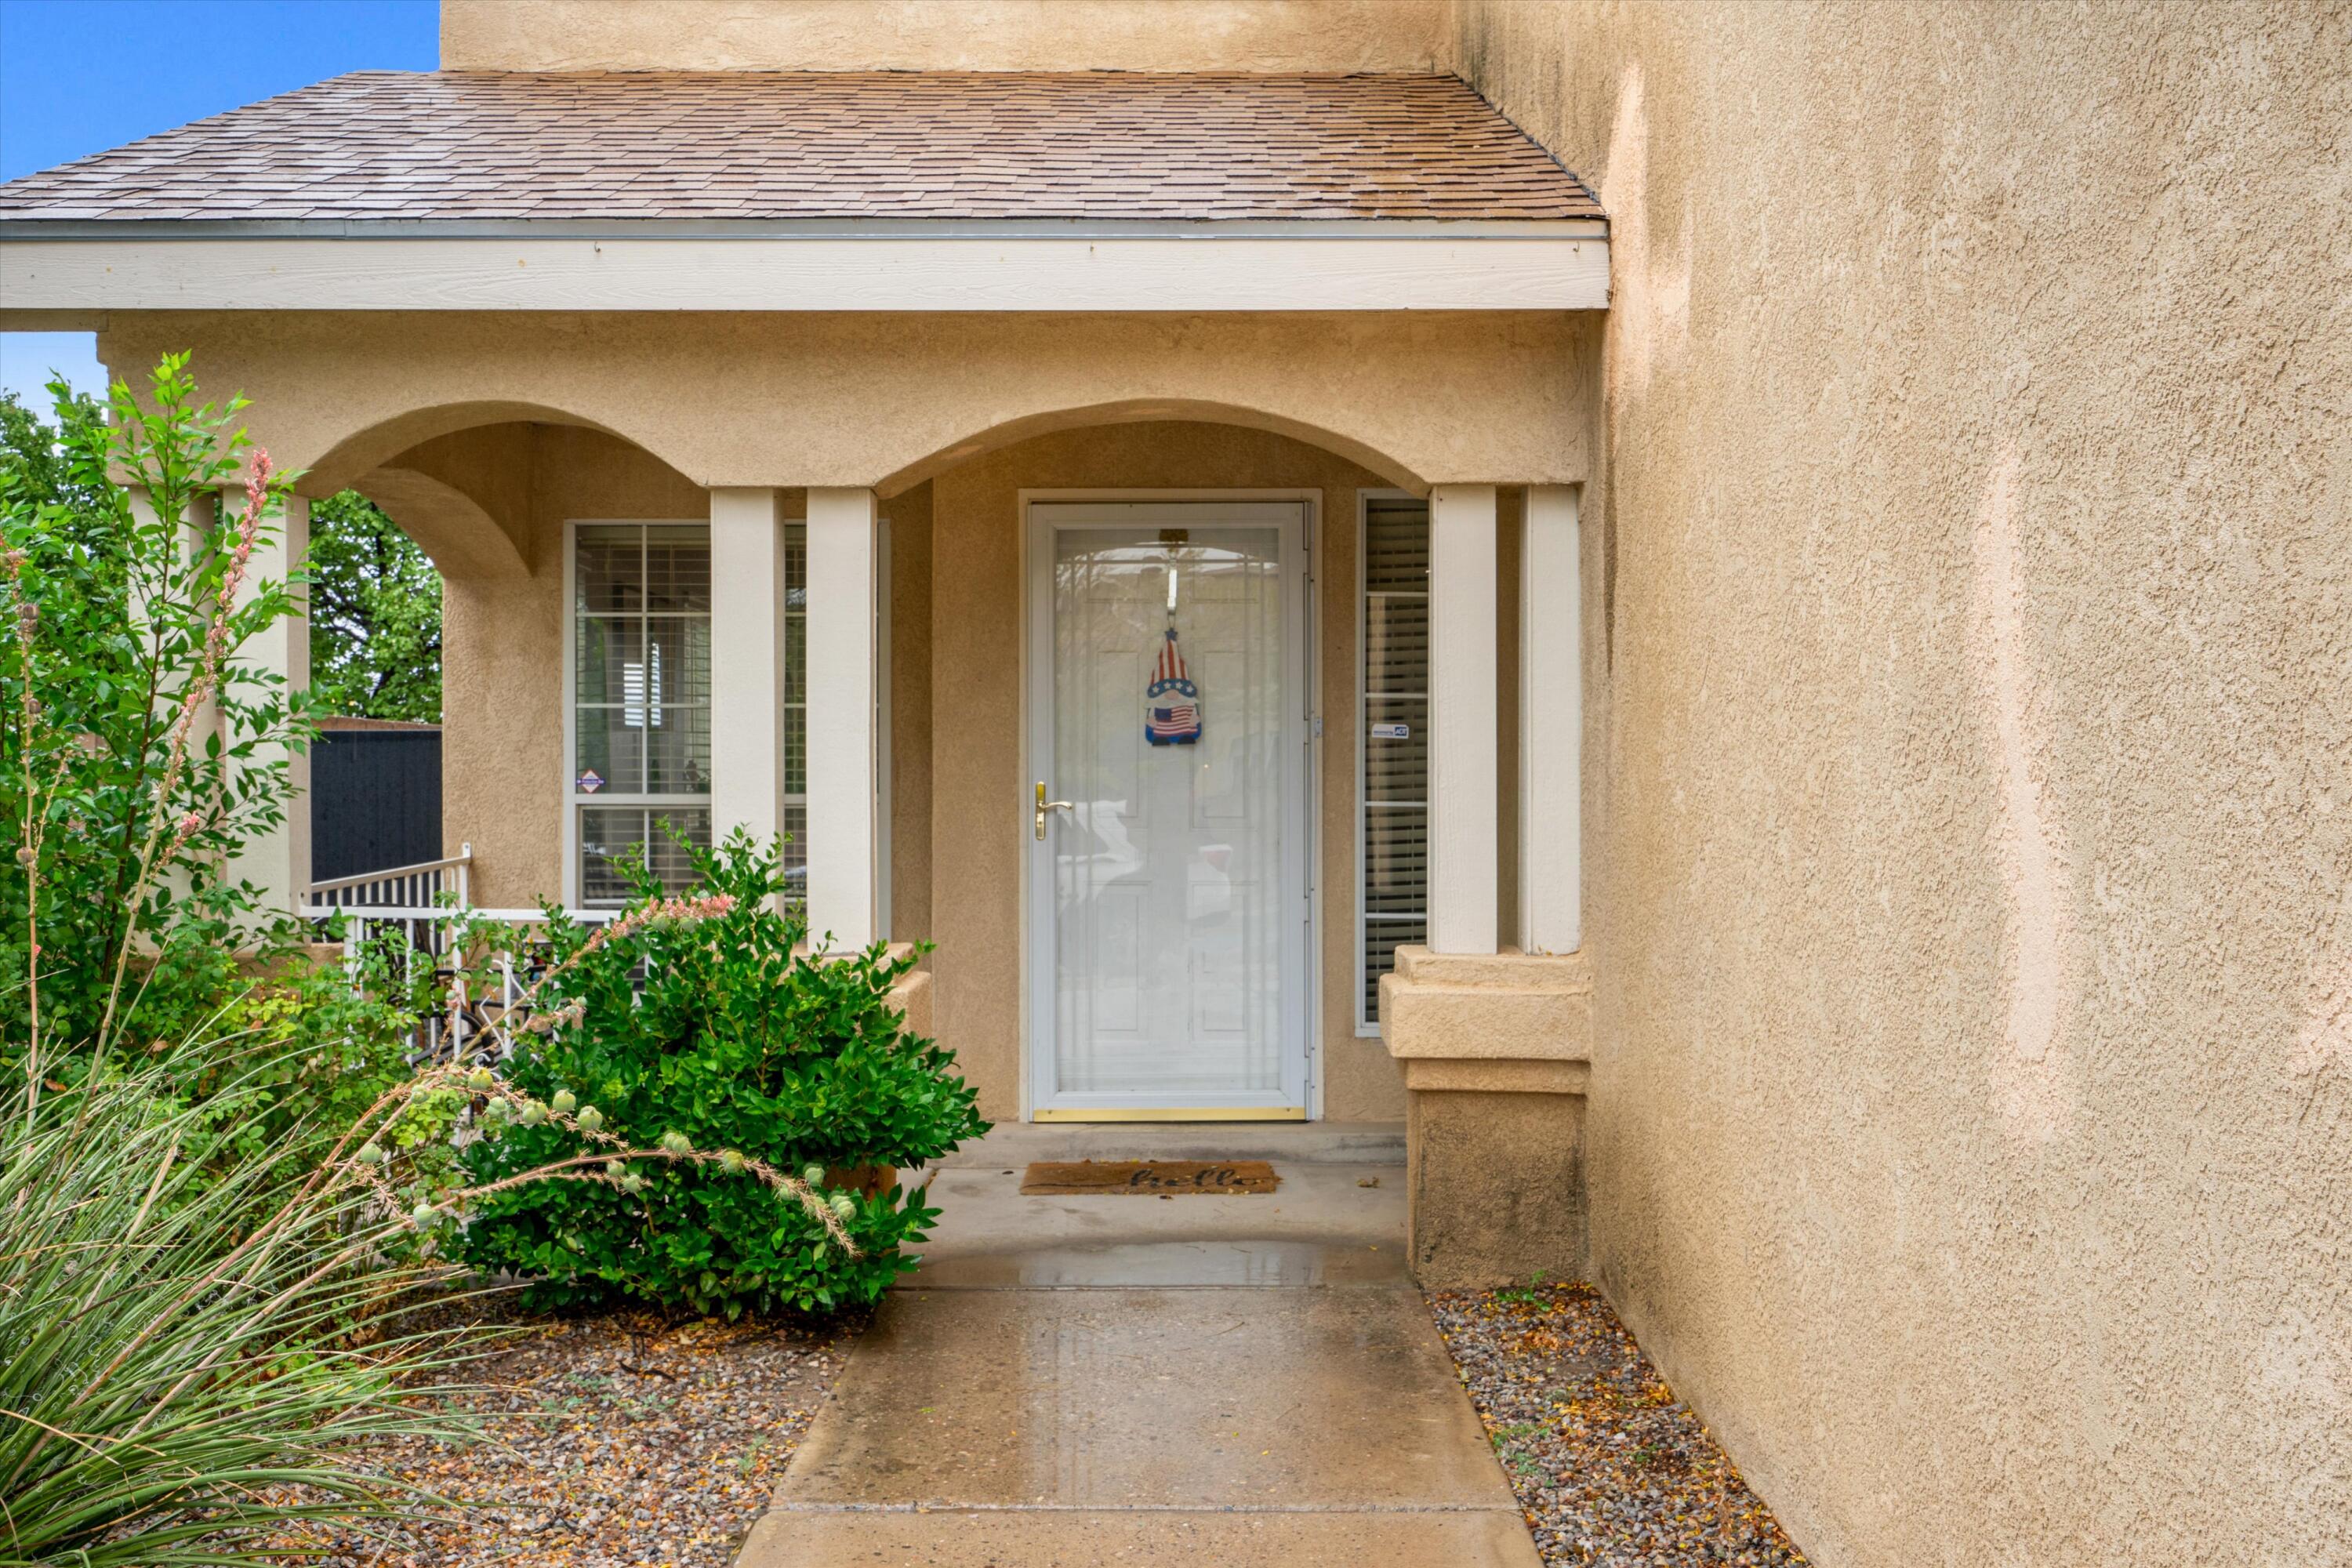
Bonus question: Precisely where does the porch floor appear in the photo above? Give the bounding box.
[736,1127,1541,1567]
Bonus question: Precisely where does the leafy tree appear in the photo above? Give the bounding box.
[3,388,442,727]
[0,360,311,1062]
[0,379,116,528]
[307,488,441,722]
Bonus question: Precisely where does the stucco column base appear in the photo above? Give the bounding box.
[882,946,934,1039]
[1379,946,1591,1288]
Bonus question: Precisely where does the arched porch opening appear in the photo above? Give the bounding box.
[873,398,1431,502]
[876,411,1441,1129]
[300,403,708,912]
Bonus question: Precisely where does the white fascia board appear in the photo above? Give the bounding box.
[0,220,1610,312]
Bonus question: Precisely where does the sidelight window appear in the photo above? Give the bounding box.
[571,522,713,903]
[1359,495,1430,1028]
[780,521,808,900]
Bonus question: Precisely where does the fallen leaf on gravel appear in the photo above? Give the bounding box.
[1430,1280,1809,1567]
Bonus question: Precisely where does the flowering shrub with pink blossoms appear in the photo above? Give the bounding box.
[0,357,317,1069]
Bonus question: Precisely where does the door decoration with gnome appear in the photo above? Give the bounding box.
[1145,553,1202,746]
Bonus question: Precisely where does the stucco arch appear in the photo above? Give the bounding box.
[873,397,1429,499]
[300,398,682,497]
[347,464,529,581]
[306,404,702,584]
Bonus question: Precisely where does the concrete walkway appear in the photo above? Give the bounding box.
[738,1126,1541,1567]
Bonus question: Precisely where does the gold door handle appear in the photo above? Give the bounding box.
[1034,782,1075,840]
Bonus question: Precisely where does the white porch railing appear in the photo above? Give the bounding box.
[299,844,615,1059]
[304,844,474,914]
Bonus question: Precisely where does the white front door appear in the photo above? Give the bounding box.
[1025,502,1310,1118]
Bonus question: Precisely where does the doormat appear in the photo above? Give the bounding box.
[1019,1160,1279,1196]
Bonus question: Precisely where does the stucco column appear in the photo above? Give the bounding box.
[1428,484,1498,956]
[804,486,877,949]
[218,485,310,920]
[708,488,786,849]
[1520,485,1581,954]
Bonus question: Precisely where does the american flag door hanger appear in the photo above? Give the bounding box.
[1145,556,1203,746]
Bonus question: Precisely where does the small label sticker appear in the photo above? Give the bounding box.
[1370,722,1410,740]
[576,770,603,794]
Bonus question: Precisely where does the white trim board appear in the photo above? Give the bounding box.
[1520,484,1583,956]
[1427,485,1500,956]
[804,487,880,950]
[0,230,1610,314]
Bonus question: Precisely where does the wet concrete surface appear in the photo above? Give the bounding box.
[738,1508,1544,1566]
[782,1287,1503,1508]
[902,1164,1410,1288]
[739,1142,1539,1568]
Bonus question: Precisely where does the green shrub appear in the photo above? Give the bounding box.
[453,832,988,1316]
[192,949,462,1189]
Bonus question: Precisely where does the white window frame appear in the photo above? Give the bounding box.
[561,517,718,909]
[1356,488,1431,1035]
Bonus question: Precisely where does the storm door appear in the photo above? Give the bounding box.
[1025,502,1310,1119]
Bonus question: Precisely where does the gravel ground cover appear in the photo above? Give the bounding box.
[281,1302,863,1568]
[1429,1279,1809,1567]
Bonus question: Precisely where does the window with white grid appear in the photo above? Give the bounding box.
[572,522,713,903]
[781,521,808,903]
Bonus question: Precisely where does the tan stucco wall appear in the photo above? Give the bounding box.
[440,0,1451,73]
[96,312,1589,499]
[1456,3,2352,1563]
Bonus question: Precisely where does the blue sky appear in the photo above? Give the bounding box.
[1,0,437,408]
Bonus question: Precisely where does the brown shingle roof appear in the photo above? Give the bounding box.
[0,71,1599,224]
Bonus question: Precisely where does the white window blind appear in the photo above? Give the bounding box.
[572,522,713,902]
[1360,497,1430,1026]
[781,521,808,902]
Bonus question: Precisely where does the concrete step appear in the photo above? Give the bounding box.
[931,1120,1406,1169]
